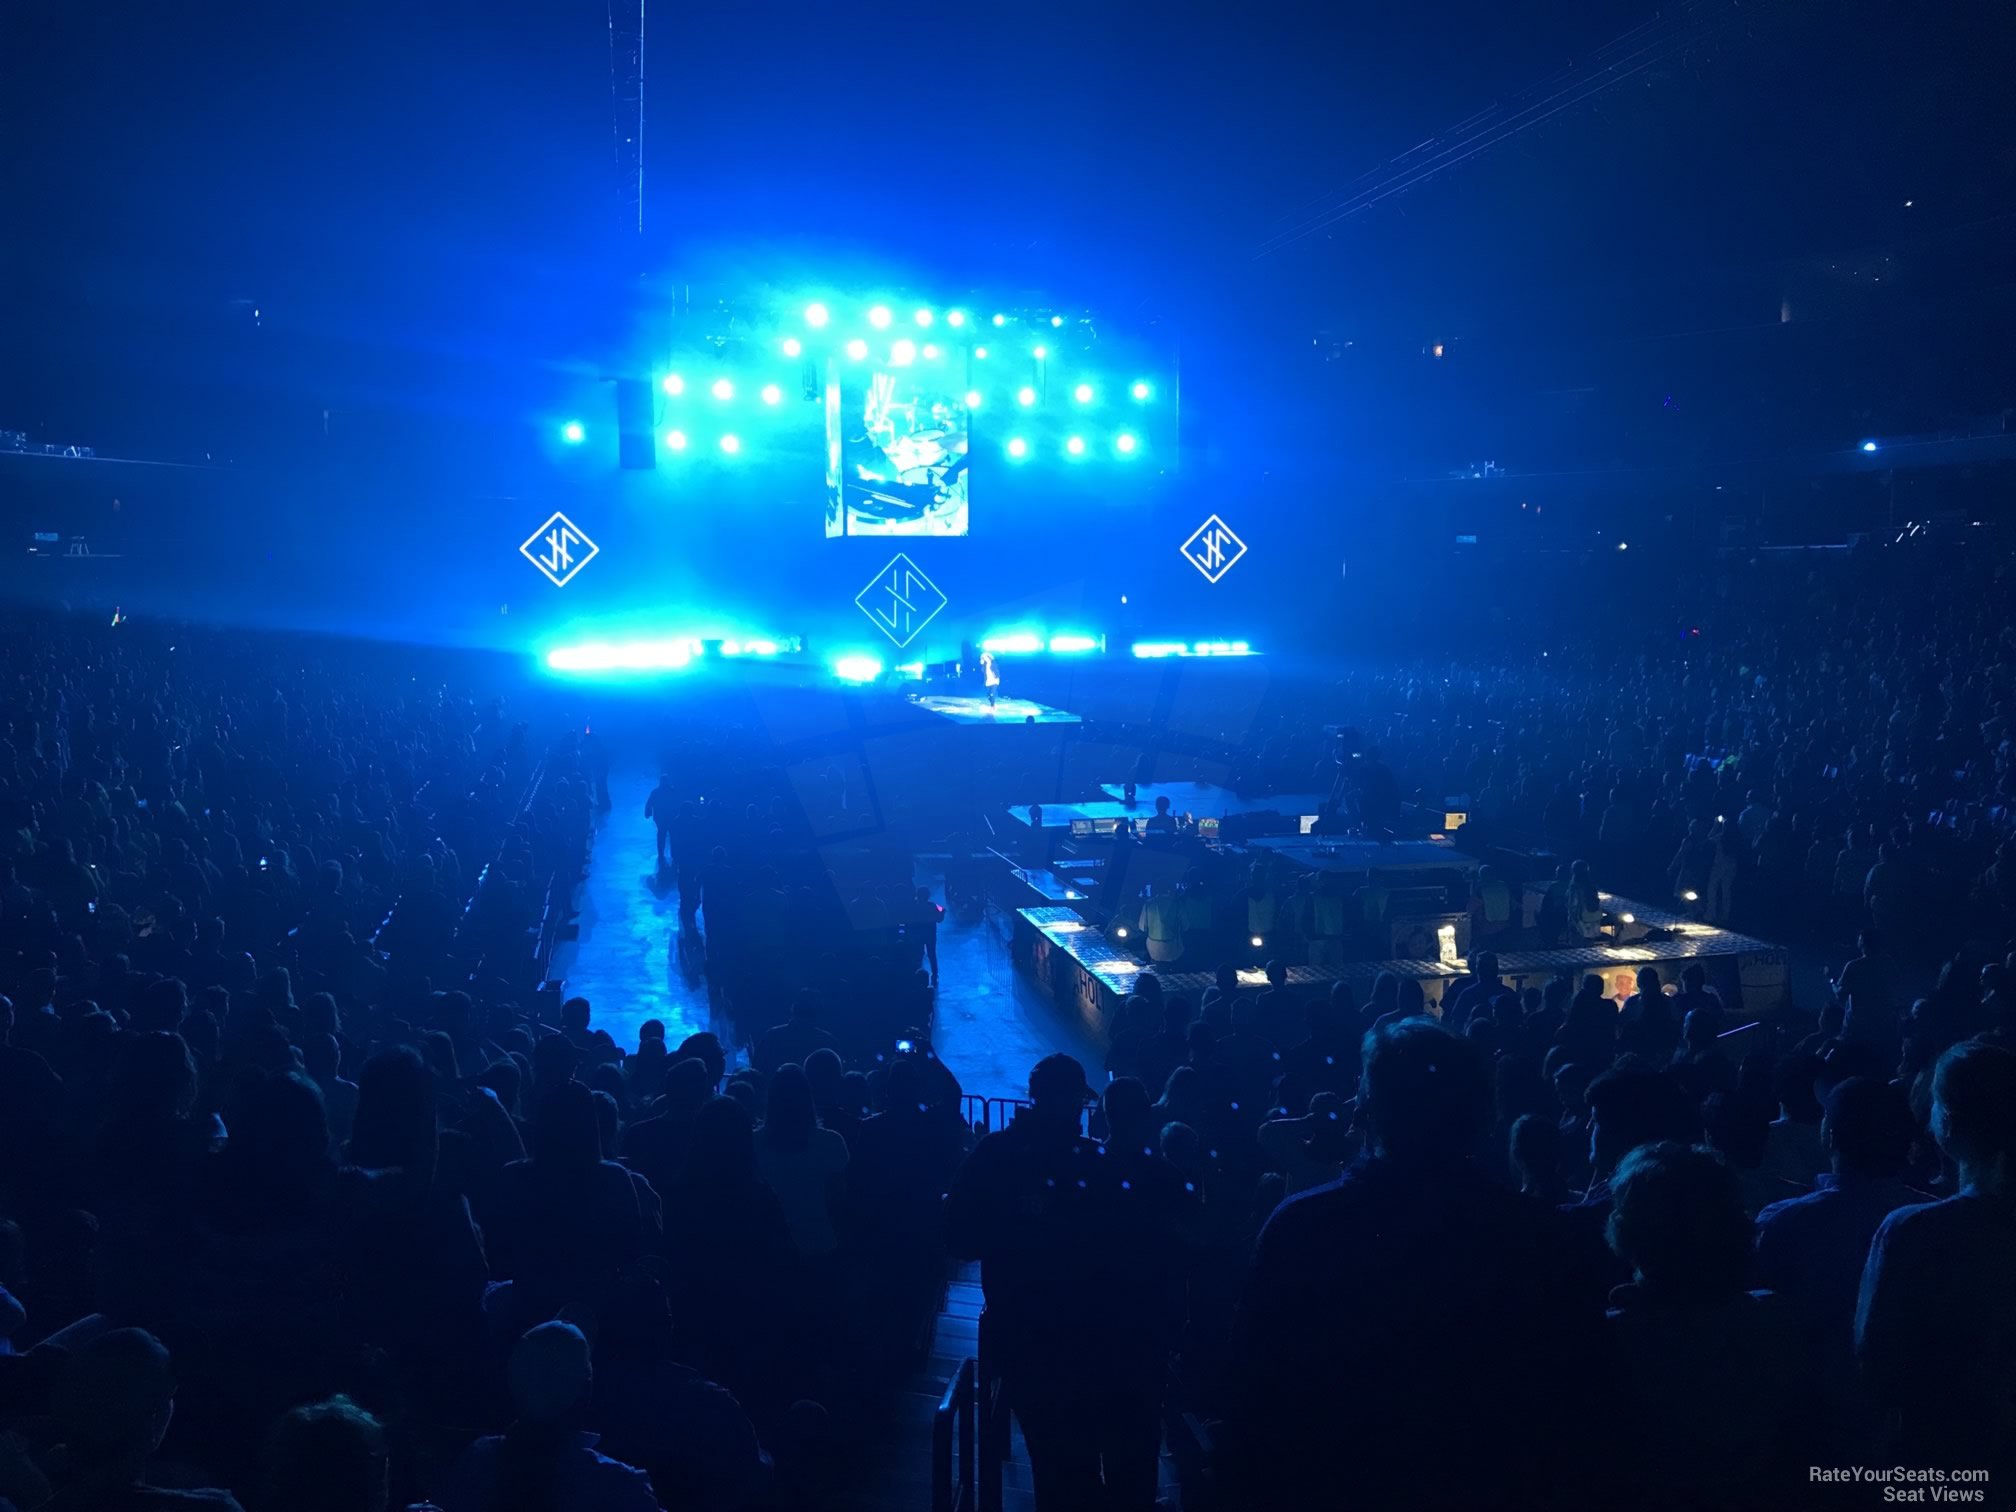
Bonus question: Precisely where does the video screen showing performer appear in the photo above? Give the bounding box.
[825,362,970,537]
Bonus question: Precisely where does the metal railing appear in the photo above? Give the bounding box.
[931,1357,978,1512]
[961,1094,1101,1137]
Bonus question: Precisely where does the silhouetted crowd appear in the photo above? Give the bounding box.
[981,945,2016,1510]
[0,619,973,1512]
[1235,544,2016,955]
[8,579,2016,1512]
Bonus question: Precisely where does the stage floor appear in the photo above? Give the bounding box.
[909,693,1081,725]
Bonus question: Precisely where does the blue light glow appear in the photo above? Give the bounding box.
[1017,386,1036,406]
[845,338,868,360]
[1007,438,1028,458]
[834,655,883,682]
[982,632,1044,654]
[1860,439,1879,452]
[547,638,696,674]
[991,313,1006,326]
[664,429,687,450]
[1132,640,1255,659]
[711,378,734,400]
[914,308,934,327]
[890,339,917,366]
[946,310,966,328]
[761,384,783,405]
[561,421,585,443]
[922,343,939,360]
[804,303,830,327]
[1051,315,1065,327]
[974,347,988,360]
[1048,634,1101,653]
[1073,383,1093,403]
[1033,345,1048,360]
[719,434,741,454]
[782,337,802,357]
[1116,433,1138,454]
[1066,436,1086,456]
[662,374,684,395]
[965,390,982,409]
[868,305,893,329]
[1132,381,1151,400]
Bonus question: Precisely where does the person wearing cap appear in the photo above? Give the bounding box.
[434,1322,657,1512]
[946,1055,1185,1511]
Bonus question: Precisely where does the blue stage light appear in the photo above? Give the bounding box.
[1132,640,1255,659]
[1073,383,1093,403]
[1048,634,1100,653]
[804,302,831,327]
[782,337,802,357]
[1033,345,1048,360]
[890,339,917,366]
[991,313,1006,326]
[711,378,734,400]
[1051,315,1065,327]
[760,384,782,405]
[1066,436,1086,456]
[1131,381,1151,400]
[982,632,1044,654]
[965,390,983,409]
[1007,438,1029,458]
[868,305,893,329]
[914,308,934,327]
[1861,439,1879,452]
[547,638,696,674]
[662,374,684,395]
[664,429,687,450]
[946,310,966,328]
[834,655,883,683]
[1017,386,1037,406]
[922,343,939,360]
[719,434,741,454]
[845,338,868,360]
[1116,433,1138,454]
[974,346,989,360]
[561,421,585,443]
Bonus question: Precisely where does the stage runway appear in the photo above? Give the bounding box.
[909,693,1082,725]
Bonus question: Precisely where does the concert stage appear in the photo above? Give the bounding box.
[909,693,1082,725]
[1012,894,1790,1047]
[1007,782,1327,830]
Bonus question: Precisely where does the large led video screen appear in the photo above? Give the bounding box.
[825,361,970,537]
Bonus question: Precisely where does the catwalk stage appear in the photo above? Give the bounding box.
[908,692,1082,725]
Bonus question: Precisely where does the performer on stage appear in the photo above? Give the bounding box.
[980,649,1001,708]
